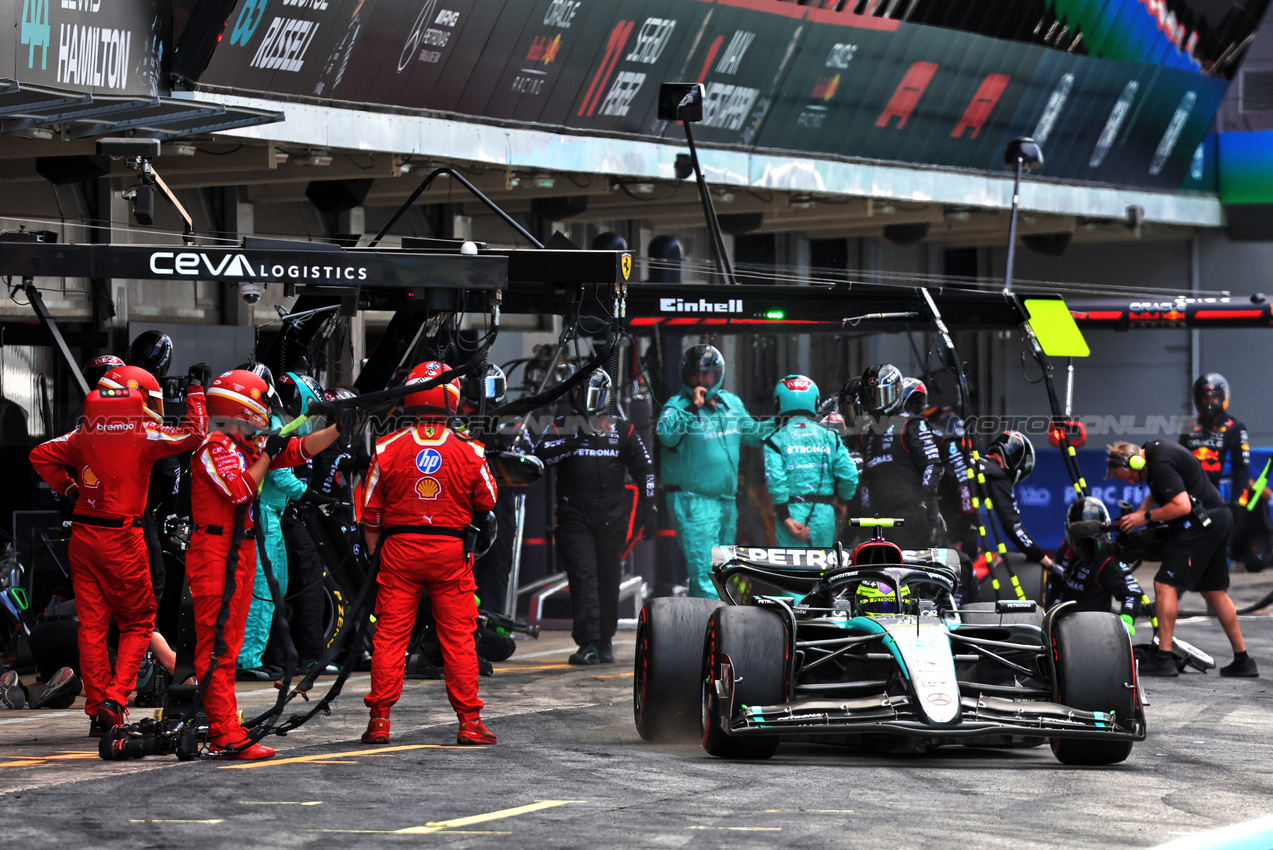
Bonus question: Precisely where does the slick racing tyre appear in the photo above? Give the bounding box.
[701,606,785,760]
[633,598,721,743]
[958,601,1045,629]
[1050,611,1136,766]
[320,573,350,654]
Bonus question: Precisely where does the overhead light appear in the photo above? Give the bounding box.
[274,150,289,165]
[304,150,333,166]
[789,194,816,210]
[632,183,655,194]
[534,173,555,189]
[506,172,521,190]
[15,127,54,140]
[162,142,197,156]
[944,207,971,222]
[874,202,896,215]
[394,157,411,176]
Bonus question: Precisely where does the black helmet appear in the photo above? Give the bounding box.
[860,364,904,417]
[1065,497,1112,562]
[680,345,725,400]
[590,231,628,251]
[838,376,862,428]
[125,330,173,378]
[573,368,612,415]
[464,364,507,407]
[1192,373,1230,424]
[82,354,125,389]
[900,377,927,418]
[235,361,283,414]
[988,430,1035,485]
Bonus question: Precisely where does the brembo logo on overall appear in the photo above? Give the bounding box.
[148,251,370,281]
[658,298,743,314]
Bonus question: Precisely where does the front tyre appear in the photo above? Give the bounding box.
[1051,611,1136,766]
[701,606,785,760]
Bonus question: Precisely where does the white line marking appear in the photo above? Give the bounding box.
[510,640,632,661]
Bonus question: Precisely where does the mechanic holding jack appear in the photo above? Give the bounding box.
[536,368,656,666]
[189,369,341,759]
[657,345,767,599]
[29,362,209,738]
[1108,440,1257,678]
[360,362,499,747]
[764,375,857,547]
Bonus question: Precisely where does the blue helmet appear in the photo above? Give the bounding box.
[773,374,820,417]
[277,371,327,419]
[680,345,725,401]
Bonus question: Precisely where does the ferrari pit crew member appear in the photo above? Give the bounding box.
[361,362,499,747]
[1109,440,1257,678]
[978,431,1053,571]
[188,369,341,759]
[29,365,208,736]
[657,345,767,599]
[764,375,857,547]
[1053,498,1143,631]
[536,368,655,665]
[855,364,941,549]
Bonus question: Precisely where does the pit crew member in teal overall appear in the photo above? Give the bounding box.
[765,375,858,547]
[657,345,767,598]
[237,372,325,679]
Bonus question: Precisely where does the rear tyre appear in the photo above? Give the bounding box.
[701,607,785,760]
[633,598,721,743]
[1050,611,1136,766]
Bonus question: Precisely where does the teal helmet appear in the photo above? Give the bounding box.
[773,374,820,417]
[680,344,725,400]
[277,371,327,436]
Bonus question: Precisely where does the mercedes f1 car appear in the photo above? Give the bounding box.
[634,519,1145,765]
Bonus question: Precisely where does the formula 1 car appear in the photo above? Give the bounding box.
[634,519,1146,765]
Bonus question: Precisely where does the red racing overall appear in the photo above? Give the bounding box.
[363,422,497,721]
[188,431,312,743]
[29,388,207,718]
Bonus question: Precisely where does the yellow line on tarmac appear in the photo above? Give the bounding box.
[218,743,468,770]
[498,664,575,672]
[591,672,634,679]
[308,800,582,834]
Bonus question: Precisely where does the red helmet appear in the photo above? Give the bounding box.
[206,369,272,431]
[404,361,460,416]
[98,365,163,422]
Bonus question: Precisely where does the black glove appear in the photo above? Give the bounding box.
[263,434,290,459]
[186,362,212,388]
[300,489,338,506]
[639,508,658,540]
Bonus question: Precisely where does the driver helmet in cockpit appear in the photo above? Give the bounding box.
[855,580,911,617]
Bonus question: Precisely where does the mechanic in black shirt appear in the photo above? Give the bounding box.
[1109,440,1256,677]
[536,369,655,666]
[1053,498,1143,630]
[855,364,942,549]
[979,431,1054,572]
[925,407,979,604]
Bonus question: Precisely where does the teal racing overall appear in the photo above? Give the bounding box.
[764,415,858,547]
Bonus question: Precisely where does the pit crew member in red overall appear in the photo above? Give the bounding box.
[29,365,208,735]
[361,362,499,747]
[188,369,340,759]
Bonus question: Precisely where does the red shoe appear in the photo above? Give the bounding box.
[210,733,276,760]
[456,717,496,746]
[361,717,391,744]
[94,699,127,730]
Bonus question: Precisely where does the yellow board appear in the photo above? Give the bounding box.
[1024,298,1090,357]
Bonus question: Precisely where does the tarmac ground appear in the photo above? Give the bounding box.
[1,565,1270,849]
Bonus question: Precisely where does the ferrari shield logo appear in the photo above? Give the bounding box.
[621,253,632,281]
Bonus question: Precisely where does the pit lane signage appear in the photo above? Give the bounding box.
[658,297,743,314]
[148,250,370,282]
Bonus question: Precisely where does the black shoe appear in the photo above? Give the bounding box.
[1139,651,1180,677]
[88,715,109,738]
[1220,656,1259,678]
[235,666,277,682]
[0,670,25,710]
[568,642,600,666]
[28,666,80,710]
[597,641,615,664]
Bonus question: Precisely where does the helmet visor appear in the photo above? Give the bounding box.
[864,382,900,416]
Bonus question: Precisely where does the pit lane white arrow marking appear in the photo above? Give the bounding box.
[307,800,582,834]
